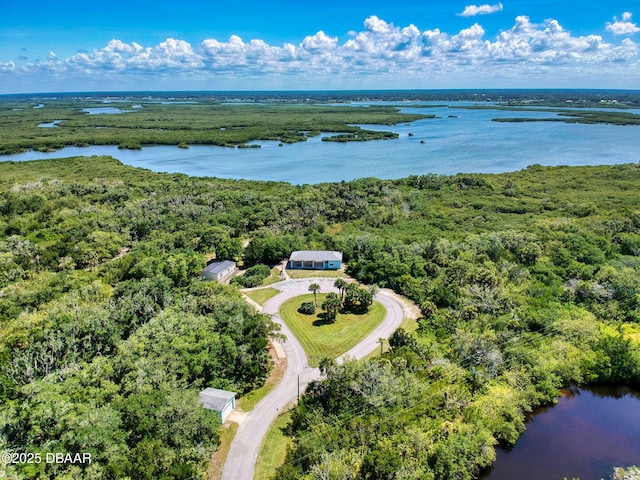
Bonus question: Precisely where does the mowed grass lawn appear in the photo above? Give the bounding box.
[279,293,386,366]
[243,287,280,306]
[285,269,348,279]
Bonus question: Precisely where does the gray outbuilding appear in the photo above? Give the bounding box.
[201,260,236,282]
[199,388,236,422]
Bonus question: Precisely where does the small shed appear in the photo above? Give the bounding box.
[288,250,343,270]
[202,260,236,282]
[199,387,236,422]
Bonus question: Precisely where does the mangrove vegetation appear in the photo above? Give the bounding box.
[0,100,429,154]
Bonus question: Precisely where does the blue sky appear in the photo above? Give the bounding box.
[1,0,639,93]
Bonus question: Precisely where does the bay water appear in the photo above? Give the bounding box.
[4,103,640,184]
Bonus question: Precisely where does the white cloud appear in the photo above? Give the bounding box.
[1,14,639,91]
[149,39,202,68]
[104,39,143,54]
[0,61,15,73]
[606,12,640,36]
[201,35,294,72]
[301,31,338,52]
[459,3,503,17]
[65,38,202,73]
[344,16,421,60]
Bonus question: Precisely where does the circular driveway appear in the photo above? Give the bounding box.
[222,278,410,480]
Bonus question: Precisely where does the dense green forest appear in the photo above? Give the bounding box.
[0,158,286,479]
[1,156,639,479]
[273,166,640,479]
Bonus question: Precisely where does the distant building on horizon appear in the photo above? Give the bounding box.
[287,250,342,270]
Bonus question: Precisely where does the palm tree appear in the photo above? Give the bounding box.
[322,292,342,321]
[309,283,321,306]
[334,278,347,304]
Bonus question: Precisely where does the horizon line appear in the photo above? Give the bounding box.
[3,87,640,98]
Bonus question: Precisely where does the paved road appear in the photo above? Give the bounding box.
[221,278,407,480]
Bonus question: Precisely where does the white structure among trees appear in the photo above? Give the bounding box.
[201,260,236,282]
[199,388,236,422]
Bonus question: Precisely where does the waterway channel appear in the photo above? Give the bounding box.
[480,386,640,480]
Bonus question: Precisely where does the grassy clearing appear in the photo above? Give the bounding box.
[253,409,293,480]
[400,316,420,334]
[279,293,385,366]
[244,287,281,307]
[262,267,285,286]
[286,269,348,279]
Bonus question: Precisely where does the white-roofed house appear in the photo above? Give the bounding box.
[287,250,343,270]
[199,388,236,423]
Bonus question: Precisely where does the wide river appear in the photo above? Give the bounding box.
[4,102,640,184]
[481,386,640,480]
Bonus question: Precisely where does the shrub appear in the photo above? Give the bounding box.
[231,264,272,288]
[298,302,316,315]
[240,275,263,288]
[245,264,271,278]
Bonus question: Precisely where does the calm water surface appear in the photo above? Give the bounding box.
[4,103,640,184]
[481,386,640,480]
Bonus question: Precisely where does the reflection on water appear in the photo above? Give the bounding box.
[480,386,640,480]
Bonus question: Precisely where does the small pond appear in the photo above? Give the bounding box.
[81,107,138,114]
[38,120,63,128]
[480,386,640,480]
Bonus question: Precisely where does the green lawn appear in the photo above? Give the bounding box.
[279,293,386,367]
[253,410,293,480]
[286,269,348,279]
[244,287,281,306]
[262,267,285,286]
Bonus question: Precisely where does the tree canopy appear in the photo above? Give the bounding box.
[1,156,639,479]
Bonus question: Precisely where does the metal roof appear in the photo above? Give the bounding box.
[203,260,236,274]
[199,388,236,412]
[289,250,343,262]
